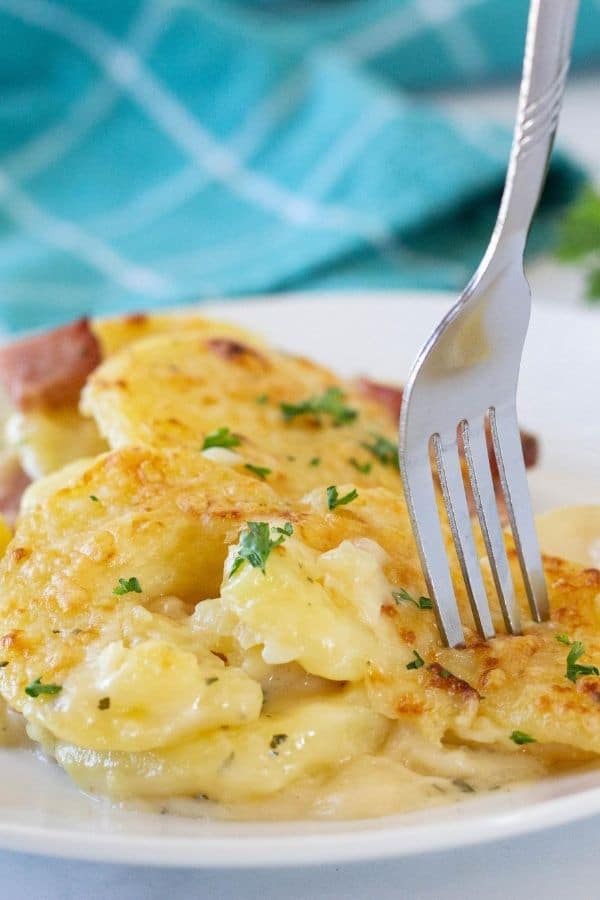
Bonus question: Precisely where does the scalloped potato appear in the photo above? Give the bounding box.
[1,312,600,820]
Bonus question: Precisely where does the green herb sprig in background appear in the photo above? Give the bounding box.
[557,188,600,300]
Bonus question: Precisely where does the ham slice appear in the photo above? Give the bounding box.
[0,318,101,411]
[356,375,539,486]
[0,454,30,525]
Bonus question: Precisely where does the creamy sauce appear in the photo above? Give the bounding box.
[119,728,592,822]
[0,706,31,749]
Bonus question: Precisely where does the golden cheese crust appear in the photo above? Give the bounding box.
[81,331,401,499]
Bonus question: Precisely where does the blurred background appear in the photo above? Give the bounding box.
[0,0,599,333]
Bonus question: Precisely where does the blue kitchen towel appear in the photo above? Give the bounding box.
[0,0,597,332]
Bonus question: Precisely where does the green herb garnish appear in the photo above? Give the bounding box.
[202,427,241,451]
[510,730,536,745]
[361,433,398,468]
[349,458,372,474]
[98,697,111,710]
[113,577,142,595]
[89,495,100,502]
[406,650,425,670]
[326,486,358,510]
[244,464,271,480]
[453,778,475,793]
[309,457,321,467]
[565,640,600,683]
[255,394,269,405]
[557,188,600,300]
[556,633,571,645]
[25,678,62,698]
[280,387,357,426]
[392,588,433,610]
[269,733,288,751]
[230,522,293,578]
[205,677,219,686]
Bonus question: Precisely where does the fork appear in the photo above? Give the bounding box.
[398,0,579,647]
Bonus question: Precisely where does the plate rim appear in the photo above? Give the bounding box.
[1,778,600,868]
[2,289,600,869]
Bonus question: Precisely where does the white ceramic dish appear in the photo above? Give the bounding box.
[1,290,600,869]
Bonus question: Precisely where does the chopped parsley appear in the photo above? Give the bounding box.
[326,485,358,510]
[437,667,452,679]
[453,778,475,793]
[205,677,219,686]
[25,678,62,698]
[255,394,269,405]
[556,188,600,300]
[220,752,235,771]
[89,495,100,502]
[406,650,425,670]
[202,427,241,451]
[309,457,321,467]
[555,633,571,645]
[98,697,111,710]
[230,521,293,578]
[349,458,372,475]
[361,433,398,468]
[565,640,600,683]
[392,588,433,610]
[269,733,288,752]
[113,577,142,596]
[244,463,271,480]
[280,387,357,426]
[510,730,536,745]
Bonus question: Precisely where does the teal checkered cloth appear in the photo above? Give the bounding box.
[0,0,597,332]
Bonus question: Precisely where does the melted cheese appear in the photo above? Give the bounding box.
[5,407,106,479]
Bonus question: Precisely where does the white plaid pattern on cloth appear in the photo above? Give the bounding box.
[0,0,596,332]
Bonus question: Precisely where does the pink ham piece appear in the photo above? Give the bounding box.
[357,376,539,524]
[0,455,30,525]
[356,377,403,421]
[0,318,101,411]
[356,376,539,471]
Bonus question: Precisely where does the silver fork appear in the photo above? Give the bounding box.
[398,0,579,648]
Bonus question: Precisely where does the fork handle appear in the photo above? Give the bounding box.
[493,0,579,252]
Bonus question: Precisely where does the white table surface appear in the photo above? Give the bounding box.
[2,819,600,900]
[2,75,599,898]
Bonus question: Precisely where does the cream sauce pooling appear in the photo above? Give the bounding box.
[120,724,563,822]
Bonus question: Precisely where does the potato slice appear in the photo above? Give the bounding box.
[54,690,389,801]
[81,331,400,500]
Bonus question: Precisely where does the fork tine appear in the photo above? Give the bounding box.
[461,419,522,635]
[489,406,549,622]
[433,433,495,640]
[401,449,465,647]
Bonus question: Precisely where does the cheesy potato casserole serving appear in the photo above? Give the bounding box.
[0,311,598,821]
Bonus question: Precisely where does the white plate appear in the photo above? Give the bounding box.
[1,290,600,869]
